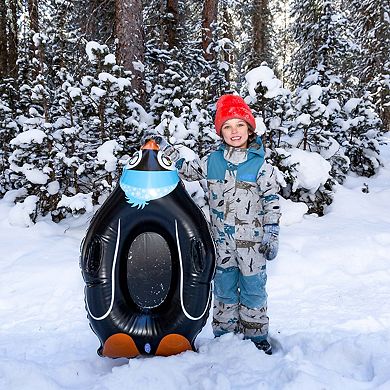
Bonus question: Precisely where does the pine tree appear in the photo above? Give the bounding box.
[207,18,235,98]
[69,41,151,206]
[287,0,379,189]
[144,0,214,151]
[243,65,293,151]
[0,84,19,194]
[337,93,383,177]
[7,1,62,219]
[348,0,390,132]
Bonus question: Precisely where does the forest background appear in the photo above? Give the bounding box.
[0,0,389,224]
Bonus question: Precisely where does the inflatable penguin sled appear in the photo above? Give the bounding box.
[80,139,215,358]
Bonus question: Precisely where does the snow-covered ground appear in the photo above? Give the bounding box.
[1,145,390,390]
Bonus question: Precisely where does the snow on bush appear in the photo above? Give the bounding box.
[90,86,106,98]
[116,78,131,92]
[245,66,286,99]
[10,129,47,146]
[9,162,50,185]
[96,140,121,172]
[255,117,267,135]
[98,72,117,84]
[57,193,93,215]
[279,148,331,193]
[47,181,60,195]
[23,167,50,185]
[104,54,116,65]
[155,115,190,144]
[298,85,323,106]
[85,41,108,63]
[8,195,38,227]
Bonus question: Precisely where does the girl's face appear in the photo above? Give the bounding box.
[221,118,250,148]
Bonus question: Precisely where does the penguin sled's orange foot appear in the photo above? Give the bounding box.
[155,334,193,356]
[100,333,140,358]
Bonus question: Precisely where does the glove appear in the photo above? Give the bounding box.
[260,224,279,261]
[143,134,180,162]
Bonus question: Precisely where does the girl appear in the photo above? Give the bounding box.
[159,94,280,354]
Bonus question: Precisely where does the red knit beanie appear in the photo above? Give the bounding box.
[214,94,256,136]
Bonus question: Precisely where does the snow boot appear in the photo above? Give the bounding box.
[253,339,272,355]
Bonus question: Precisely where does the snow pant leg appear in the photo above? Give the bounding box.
[212,266,240,336]
[239,304,269,341]
[238,271,269,341]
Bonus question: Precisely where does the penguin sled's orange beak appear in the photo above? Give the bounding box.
[141,139,160,151]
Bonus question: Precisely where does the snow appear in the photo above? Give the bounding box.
[278,147,331,193]
[385,11,390,23]
[91,86,106,98]
[57,193,93,215]
[104,54,116,65]
[132,60,145,73]
[155,115,190,143]
[117,78,131,91]
[173,98,183,107]
[96,140,121,172]
[1,146,390,389]
[99,72,117,84]
[24,168,50,185]
[295,113,311,126]
[0,102,11,112]
[81,76,94,87]
[7,195,38,227]
[279,197,308,226]
[68,87,82,99]
[86,41,107,63]
[9,163,50,186]
[255,117,267,135]
[320,136,341,159]
[245,66,284,99]
[10,129,47,146]
[327,98,341,114]
[47,181,60,196]
[344,98,361,113]
[32,33,47,47]
[298,85,323,106]
[219,61,230,71]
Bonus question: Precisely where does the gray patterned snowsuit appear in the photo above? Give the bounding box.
[176,137,280,341]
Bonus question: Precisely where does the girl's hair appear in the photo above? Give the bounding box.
[247,125,256,143]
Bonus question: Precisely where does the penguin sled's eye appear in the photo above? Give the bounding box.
[125,151,142,169]
[157,150,176,170]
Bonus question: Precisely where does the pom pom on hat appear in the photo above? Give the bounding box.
[214,94,256,136]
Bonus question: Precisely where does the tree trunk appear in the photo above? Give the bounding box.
[251,0,271,66]
[8,0,18,78]
[0,0,8,77]
[27,0,39,66]
[202,0,218,62]
[115,0,144,102]
[28,0,39,33]
[165,0,178,49]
